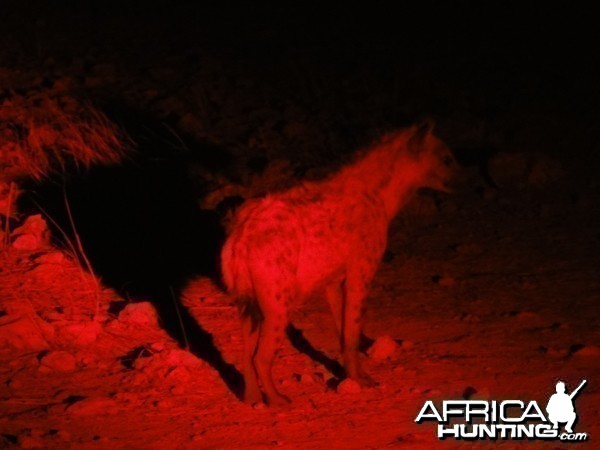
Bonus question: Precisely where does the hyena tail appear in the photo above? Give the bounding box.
[238,296,264,331]
[221,239,264,330]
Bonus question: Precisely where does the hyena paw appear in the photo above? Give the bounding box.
[243,389,263,406]
[267,392,292,407]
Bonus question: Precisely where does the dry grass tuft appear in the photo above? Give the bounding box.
[0,91,132,181]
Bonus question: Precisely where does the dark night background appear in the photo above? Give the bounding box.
[1,2,599,448]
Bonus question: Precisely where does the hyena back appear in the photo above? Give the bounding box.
[221,121,455,405]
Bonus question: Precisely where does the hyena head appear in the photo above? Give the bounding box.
[404,119,456,192]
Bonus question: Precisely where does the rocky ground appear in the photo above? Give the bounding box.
[1,3,599,449]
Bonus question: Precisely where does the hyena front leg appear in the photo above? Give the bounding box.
[240,315,261,405]
[342,268,377,387]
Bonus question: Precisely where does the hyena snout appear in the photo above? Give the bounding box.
[421,146,457,193]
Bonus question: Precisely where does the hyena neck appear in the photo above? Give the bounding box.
[378,169,419,219]
[338,133,419,220]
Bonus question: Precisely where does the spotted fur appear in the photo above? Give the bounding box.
[221,121,455,405]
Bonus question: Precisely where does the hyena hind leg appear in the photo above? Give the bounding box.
[240,315,261,405]
[324,281,344,345]
[253,301,291,406]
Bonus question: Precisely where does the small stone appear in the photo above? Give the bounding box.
[434,275,455,287]
[166,366,191,383]
[0,317,52,351]
[19,436,44,449]
[190,433,204,442]
[12,215,50,250]
[155,398,176,409]
[165,349,203,368]
[40,351,77,372]
[401,340,415,350]
[35,252,66,264]
[118,302,158,326]
[300,373,314,384]
[337,378,361,394]
[149,341,166,352]
[367,335,399,360]
[56,430,71,441]
[60,322,101,346]
[12,235,39,250]
[573,345,600,357]
[67,397,118,416]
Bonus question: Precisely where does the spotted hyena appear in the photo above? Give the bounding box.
[221,121,455,405]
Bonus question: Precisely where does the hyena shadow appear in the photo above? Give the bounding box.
[286,325,375,383]
[18,107,244,396]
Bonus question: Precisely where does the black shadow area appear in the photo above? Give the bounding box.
[18,118,243,396]
[286,325,376,383]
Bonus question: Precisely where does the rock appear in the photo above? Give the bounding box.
[12,234,40,250]
[337,378,361,394]
[367,335,399,360]
[34,251,66,264]
[0,316,52,351]
[401,340,415,350]
[165,349,203,368]
[59,321,102,346]
[154,398,176,409]
[118,302,158,326]
[149,341,166,352]
[19,436,44,449]
[433,275,455,287]
[56,430,71,441]
[573,345,600,357]
[166,366,191,383]
[12,215,50,250]
[40,351,77,372]
[190,433,204,442]
[67,397,118,416]
[300,373,314,384]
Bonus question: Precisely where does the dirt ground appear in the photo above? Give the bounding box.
[1,3,599,449]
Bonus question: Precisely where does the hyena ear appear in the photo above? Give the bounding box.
[408,118,435,155]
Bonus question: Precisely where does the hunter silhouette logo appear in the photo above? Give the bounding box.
[546,379,586,434]
[415,379,589,442]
